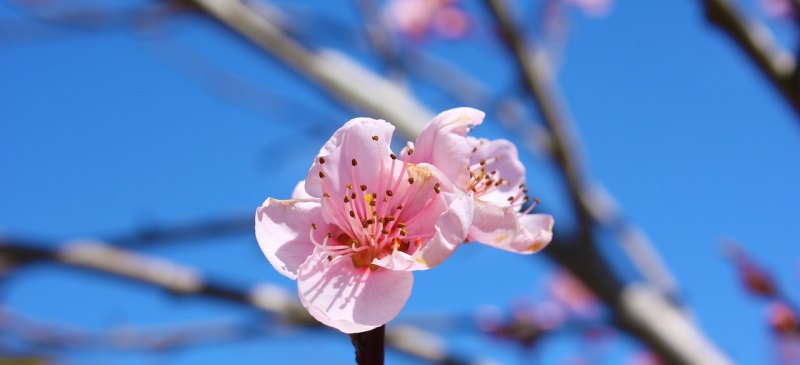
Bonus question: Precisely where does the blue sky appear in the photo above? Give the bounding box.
[2,0,799,364]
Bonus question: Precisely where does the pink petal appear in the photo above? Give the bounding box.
[413,191,473,267]
[468,198,519,247]
[297,248,414,333]
[292,180,313,199]
[467,137,526,206]
[304,118,395,198]
[406,108,485,187]
[506,214,554,254]
[255,198,324,280]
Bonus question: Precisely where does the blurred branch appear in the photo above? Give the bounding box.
[0,239,473,365]
[483,1,731,364]
[0,306,267,352]
[0,1,189,45]
[701,0,800,122]
[353,0,406,81]
[187,0,432,138]
[106,214,252,248]
[484,0,591,242]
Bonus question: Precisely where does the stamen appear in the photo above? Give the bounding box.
[522,197,540,214]
[407,177,415,184]
[319,171,325,178]
[352,159,358,166]
[390,153,397,160]
[433,183,441,194]
[318,157,326,164]
[360,184,368,191]
[372,135,379,141]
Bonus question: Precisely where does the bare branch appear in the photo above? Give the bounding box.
[0,239,473,365]
[484,0,592,242]
[701,0,800,122]
[187,0,432,138]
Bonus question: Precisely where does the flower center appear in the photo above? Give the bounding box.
[311,138,441,269]
[466,142,530,208]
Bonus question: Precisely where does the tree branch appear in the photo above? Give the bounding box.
[701,0,800,122]
[484,0,592,242]
[0,238,472,365]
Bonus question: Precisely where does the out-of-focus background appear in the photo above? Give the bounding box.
[1,0,799,364]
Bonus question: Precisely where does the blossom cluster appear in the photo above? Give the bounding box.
[255,108,554,333]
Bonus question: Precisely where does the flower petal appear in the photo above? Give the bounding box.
[468,198,519,247]
[304,118,395,198]
[506,213,554,254]
[255,198,324,280]
[297,248,414,333]
[405,108,484,187]
[292,180,313,199]
[414,191,473,267]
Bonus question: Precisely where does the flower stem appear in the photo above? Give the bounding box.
[349,325,385,365]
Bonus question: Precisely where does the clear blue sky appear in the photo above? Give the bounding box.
[1,0,799,364]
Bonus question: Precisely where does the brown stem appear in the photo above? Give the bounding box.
[349,325,385,365]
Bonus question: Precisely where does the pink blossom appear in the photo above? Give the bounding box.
[563,0,612,18]
[256,117,473,333]
[404,108,554,254]
[384,0,469,40]
[760,0,793,18]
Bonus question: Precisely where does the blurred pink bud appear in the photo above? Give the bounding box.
[727,245,777,298]
[627,351,663,365]
[759,0,793,18]
[475,304,504,332]
[431,6,469,39]
[548,270,600,318]
[563,0,612,17]
[384,0,471,40]
[767,301,798,335]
